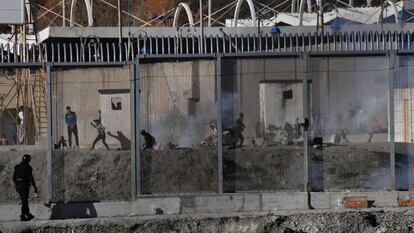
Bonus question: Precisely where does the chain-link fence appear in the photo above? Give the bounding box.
[50,67,132,202]
[221,58,305,192]
[309,56,391,191]
[0,68,48,204]
[2,52,414,204]
[394,55,414,191]
[139,61,218,194]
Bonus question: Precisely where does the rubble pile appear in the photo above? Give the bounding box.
[3,209,414,233]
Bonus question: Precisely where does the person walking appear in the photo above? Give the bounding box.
[13,154,38,221]
[65,106,79,148]
[90,119,110,150]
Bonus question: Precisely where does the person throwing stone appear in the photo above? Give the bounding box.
[90,119,110,150]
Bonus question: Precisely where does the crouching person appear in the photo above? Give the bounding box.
[141,130,156,150]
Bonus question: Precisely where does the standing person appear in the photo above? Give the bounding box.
[232,113,245,148]
[65,106,79,148]
[141,130,155,150]
[90,119,110,150]
[13,154,38,221]
[17,106,24,144]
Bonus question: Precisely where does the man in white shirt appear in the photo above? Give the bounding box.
[18,106,24,144]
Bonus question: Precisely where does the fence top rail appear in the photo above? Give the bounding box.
[39,24,414,42]
[2,29,414,65]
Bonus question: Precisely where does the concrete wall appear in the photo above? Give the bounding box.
[1,191,413,221]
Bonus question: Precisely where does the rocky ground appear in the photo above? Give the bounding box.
[0,142,413,203]
[2,208,414,233]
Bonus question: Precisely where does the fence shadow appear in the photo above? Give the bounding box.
[50,201,98,219]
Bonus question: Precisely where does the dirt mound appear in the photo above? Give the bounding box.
[3,209,414,233]
[0,142,407,203]
[0,147,48,203]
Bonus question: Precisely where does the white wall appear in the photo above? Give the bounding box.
[100,93,130,146]
[394,88,414,143]
[260,83,305,130]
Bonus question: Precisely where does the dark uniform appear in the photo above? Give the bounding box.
[13,154,38,221]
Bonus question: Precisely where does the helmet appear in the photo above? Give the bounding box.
[22,154,31,163]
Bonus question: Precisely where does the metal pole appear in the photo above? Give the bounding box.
[389,51,396,190]
[208,0,212,26]
[46,63,53,202]
[292,0,296,13]
[307,0,312,13]
[62,0,66,27]
[200,0,204,53]
[128,0,131,27]
[303,53,309,192]
[91,0,94,25]
[216,55,223,193]
[118,0,122,43]
[130,56,141,198]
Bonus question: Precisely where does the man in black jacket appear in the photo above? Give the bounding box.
[13,154,38,221]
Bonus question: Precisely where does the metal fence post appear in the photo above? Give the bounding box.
[216,54,223,194]
[389,51,396,191]
[130,56,141,199]
[46,62,53,202]
[302,53,309,192]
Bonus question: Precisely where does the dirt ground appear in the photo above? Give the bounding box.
[3,208,414,233]
[0,147,48,203]
[0,142,413,203]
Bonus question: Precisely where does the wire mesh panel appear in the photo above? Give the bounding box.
[394,55,414,191]
[51,67,132,202]
[221,57,305,192]
[139,60,218,194]
[0,148,47,204]
[0,68,48,204]
[308,56,391,191]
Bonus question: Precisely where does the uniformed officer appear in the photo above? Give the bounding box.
[13,154,38,221]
